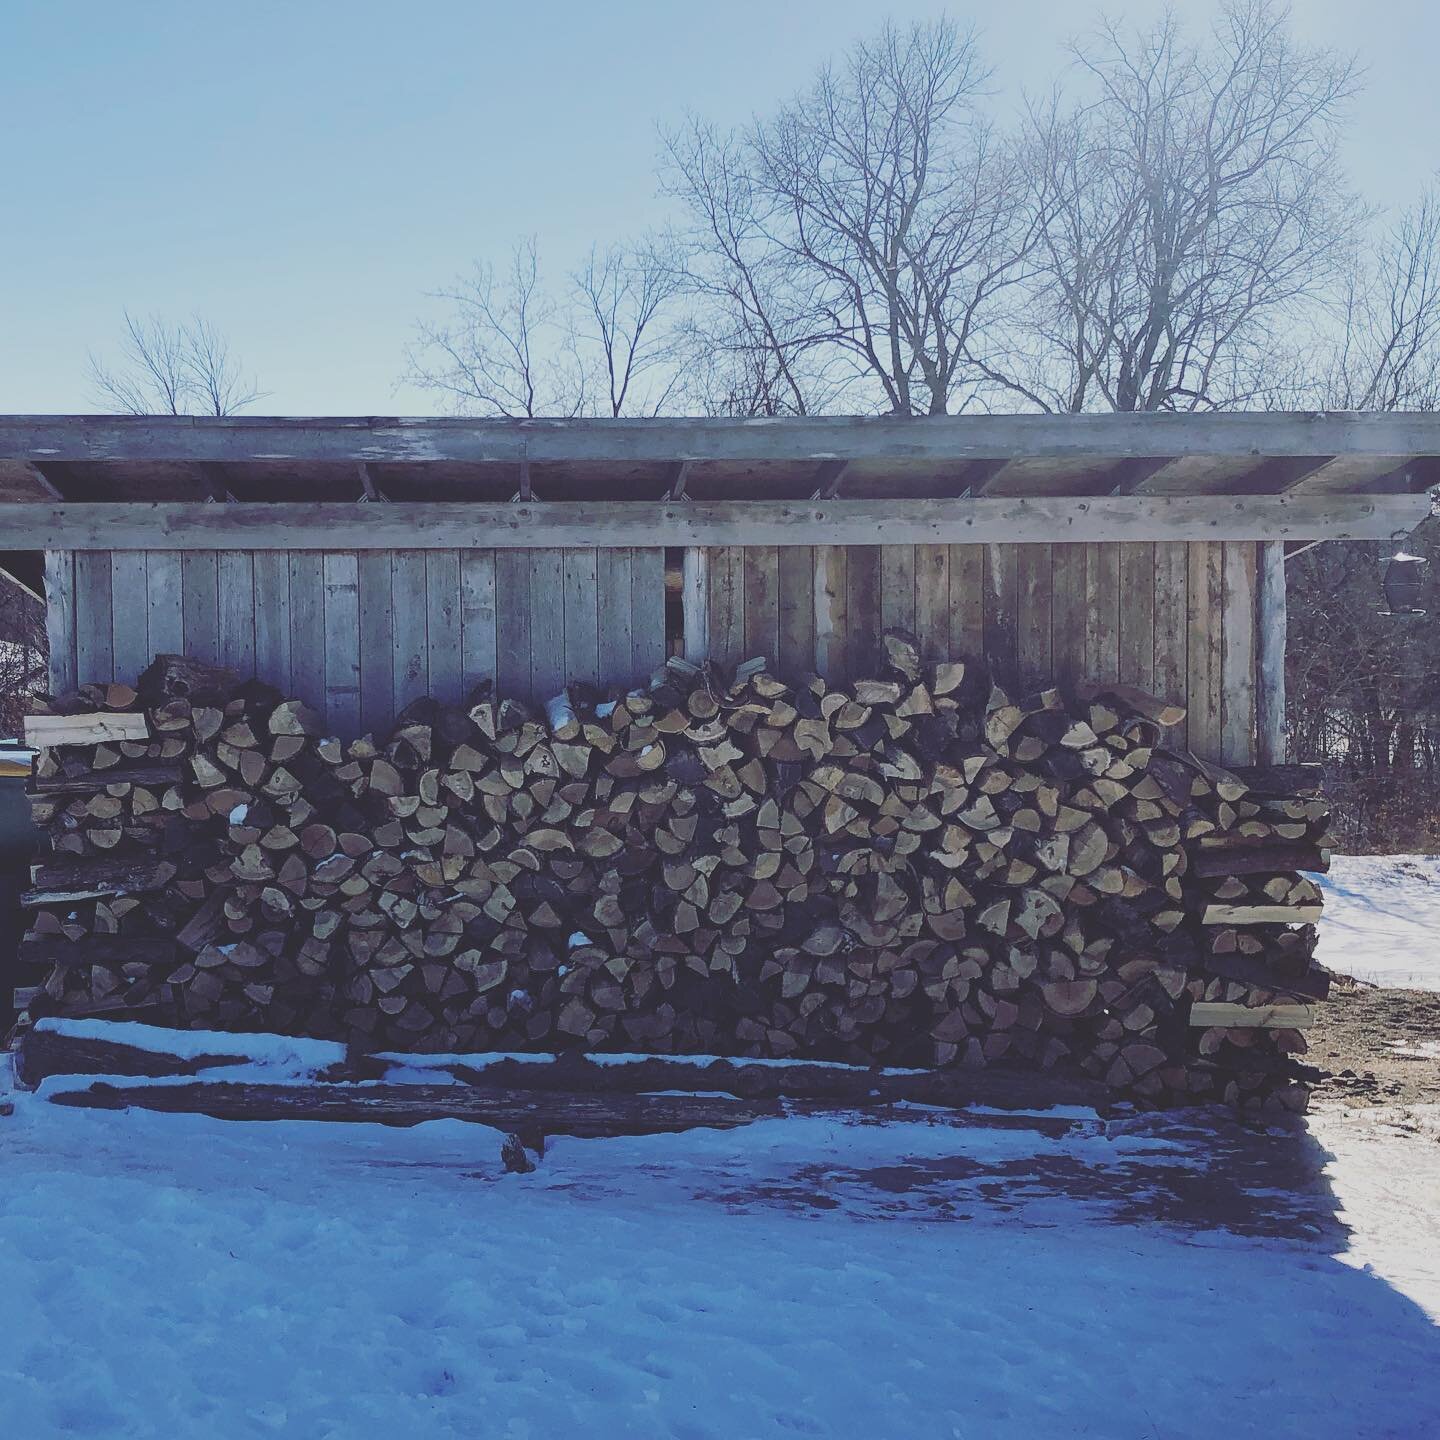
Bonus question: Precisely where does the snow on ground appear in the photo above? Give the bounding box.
[1312,854,1440,989]
[2,1075,1439,1439]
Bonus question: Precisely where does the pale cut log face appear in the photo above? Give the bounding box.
[17,645,1326,1114]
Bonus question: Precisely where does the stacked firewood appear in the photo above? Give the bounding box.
[14,642,1331,1111]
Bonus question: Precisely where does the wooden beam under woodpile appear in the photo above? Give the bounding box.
[41,1079,1105,1140]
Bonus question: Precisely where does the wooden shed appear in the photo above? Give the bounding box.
[6,413,1437,1110]
[1,413,1433,767]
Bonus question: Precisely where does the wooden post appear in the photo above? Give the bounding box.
[681,547,708,664]
[1256,539,1287,764]
[43,550,76,695]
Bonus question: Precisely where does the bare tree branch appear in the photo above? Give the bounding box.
[662,19,1035,416]
[999,0,1362,412]
[89,312,265,416]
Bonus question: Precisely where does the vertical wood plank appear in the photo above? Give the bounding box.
[597,548,635,688]
[813,546,847,681]
[73,551,113,686]
[630,547,667,681]
[776,546,814,679]
[1084,542,1120,686]
[146,551,183,658]
[681,548,708,665]
[44,550,76,693]
[181,551,220,665]
[948,544,984,659]
[358,551,395,737]
[323,552,361,736]
[252,552,291,690]
[914,544,950,665]
[1257,540,1287,765]
[391,549,429,712]
[844,544,881,679]
[460,549,497,698]
[1050,544,1086,693]
[1118,541,1155,693]
[563,547,600,687]
[1152,541,1189,749]
[706,546,744,671]
[494,549,531,701]
[742,545,780,667]
[286,552,325,713]
[110,553,149,685]
[983,543,1019,691]
[1221,540,1258,764]
[879,544,917,639]
[217,551,255,677]
[529,548,567,701]
[425,549,462,704]
[1016,543,1052,692]
[1187,542,1225,760]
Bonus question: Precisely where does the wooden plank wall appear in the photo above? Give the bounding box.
[49,547,668,738]
[45,539,1262,763]
[700,541,1260,764]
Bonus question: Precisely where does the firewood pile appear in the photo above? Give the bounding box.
[14,641,1332,1112]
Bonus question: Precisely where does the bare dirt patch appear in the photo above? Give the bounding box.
[1307,979,1440,1108]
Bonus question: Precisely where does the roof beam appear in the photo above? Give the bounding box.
[1282,454,1440,496]
[664,460,693,500]
[8,413,1440,467]
[810,459,850,500]
[2,494,1426,552]
[22,462,64,499]
[356,463,385,502]
[194,462,236,503]
[1106,457,1174,495]
[962,459,1014,497]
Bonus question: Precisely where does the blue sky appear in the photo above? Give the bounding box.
[2,0,1436,414]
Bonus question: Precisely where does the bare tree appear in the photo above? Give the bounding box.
[407,238,586,417]
[660,118,832,415]
[1303,188,1440,411]
[409,237,689,417]
[996,1,1361,413]
[571,242,685,416]
[662,19,1035,417]
[89,312,264,416]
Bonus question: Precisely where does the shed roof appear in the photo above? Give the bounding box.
[1,413,1436,600]
[1,412,1439,505]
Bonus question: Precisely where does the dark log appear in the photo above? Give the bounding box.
[16,1026,242,1087]
[1228,764,1326,798]
[1197,951,1332,1001]
[44,1080,1100,1139]
[50,1080,783,1136]
[1190,843,1328,877]
[445,1052,1114,1113]
[30,762,184,797]
[19,937,178,969]
[139,654,241,705]
[23,857,177,906]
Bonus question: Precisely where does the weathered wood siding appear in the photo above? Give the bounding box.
[48,547,668,735]
[46,538,1264,763]
[698,541,1261,764]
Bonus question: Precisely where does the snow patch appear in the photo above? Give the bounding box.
[1312,854,1440,990]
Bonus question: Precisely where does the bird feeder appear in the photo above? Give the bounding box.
[1381,551,1429,617]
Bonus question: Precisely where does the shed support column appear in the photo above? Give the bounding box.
[1256,539,1287,764]
[682,548,708,664]
[44,549,76,695]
